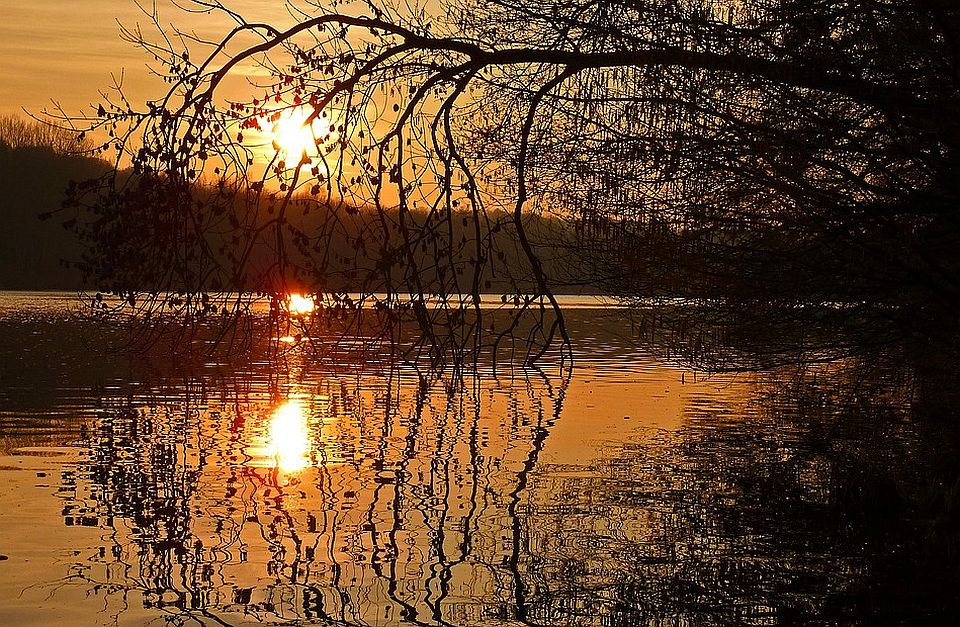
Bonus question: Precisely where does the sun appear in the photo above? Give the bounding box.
[271,108,323,159]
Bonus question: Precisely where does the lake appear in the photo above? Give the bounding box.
[0,292,956,625]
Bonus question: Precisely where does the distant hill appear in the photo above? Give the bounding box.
[0,142,110,289]
[0,116,601,295]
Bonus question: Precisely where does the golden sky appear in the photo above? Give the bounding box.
[0,1,302,119]
[0,0,442,202]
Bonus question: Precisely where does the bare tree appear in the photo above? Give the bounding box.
[0,114,92,153]
[57,0,960,367]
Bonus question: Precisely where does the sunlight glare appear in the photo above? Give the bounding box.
[268,399,310,473]
[272,108,321,159]
[287,293,315,316]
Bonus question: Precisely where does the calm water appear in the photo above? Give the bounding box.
[0,292,956,625]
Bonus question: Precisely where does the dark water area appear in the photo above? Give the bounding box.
[0,292,958,626]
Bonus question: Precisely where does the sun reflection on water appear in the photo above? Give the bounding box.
[268,399,310,473]
[286,293,315,316]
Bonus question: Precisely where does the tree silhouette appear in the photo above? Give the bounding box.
[0,114,92,154]
[58,0,959,364]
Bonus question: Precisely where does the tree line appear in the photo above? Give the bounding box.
[0,114,91,154]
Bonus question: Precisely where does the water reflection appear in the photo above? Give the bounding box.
[2,302,958,624]
[286,293,315,316]
[47,364,576,625]
[266,398,310,472]
[36,352,955,625]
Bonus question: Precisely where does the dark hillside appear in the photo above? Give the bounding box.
[0,143,110,289]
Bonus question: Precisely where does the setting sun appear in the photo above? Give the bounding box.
[271,108,324,159]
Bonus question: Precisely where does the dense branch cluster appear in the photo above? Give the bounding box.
[57,0,960,367]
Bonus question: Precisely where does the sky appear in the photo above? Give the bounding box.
[0,1,305,120]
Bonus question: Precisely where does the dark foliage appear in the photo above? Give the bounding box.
[52,0,960,368]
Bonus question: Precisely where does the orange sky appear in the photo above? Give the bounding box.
[0,1,447,203]
[0,1,303,120]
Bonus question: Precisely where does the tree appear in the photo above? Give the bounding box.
[0,114,92,153]
[59,0,960,366]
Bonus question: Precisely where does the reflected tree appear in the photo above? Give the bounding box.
[53,343,960,624]
[56,359,574,625]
